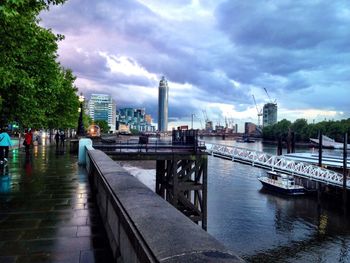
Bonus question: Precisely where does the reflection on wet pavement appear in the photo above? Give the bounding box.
[0,144,113,263]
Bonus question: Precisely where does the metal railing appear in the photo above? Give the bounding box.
[94,139,206,154]
[207,143,350,189]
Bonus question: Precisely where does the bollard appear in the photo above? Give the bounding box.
[343,133,348,209]
[291,131,295,153]
[277,137,282,156]
[78,138,93,165]
[318,130,323,167]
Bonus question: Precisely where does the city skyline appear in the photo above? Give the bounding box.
[40,1,350,130]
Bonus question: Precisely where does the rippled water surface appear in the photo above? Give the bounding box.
[205,137,350,262]
[123,137,350,262]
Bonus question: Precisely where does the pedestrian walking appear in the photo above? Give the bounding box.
[0,129,12,163]
[60,132,65,147]
[55,131,60,148]
[24,129,33,153]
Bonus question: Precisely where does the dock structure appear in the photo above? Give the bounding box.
[94,130,209,230]
[207,143,350,190]
[83,138,243,262]
[283,152,350,169]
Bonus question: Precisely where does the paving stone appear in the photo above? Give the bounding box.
[16,251,80,263]
[0,230,23,241]
[80,249,114,263]
[0,256,17,263]
[0,145,113,262]
[21,226,78,240]
[0,219,40,230]
[0,240,27,256]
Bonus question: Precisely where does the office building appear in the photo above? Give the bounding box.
[245,122,258,135]
[263,103,277,127]
[116,108,155,133]
[87,94,116,132]
[158,76,169,132]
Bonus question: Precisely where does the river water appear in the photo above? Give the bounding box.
[122,137,350,263]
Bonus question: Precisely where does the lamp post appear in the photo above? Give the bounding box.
[77,93,85,136]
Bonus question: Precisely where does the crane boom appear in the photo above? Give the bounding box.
[263,88,272,103]
[202,109,209,122]
[252,95,260,114]
[263,87,277,104]
[252,94,262,127]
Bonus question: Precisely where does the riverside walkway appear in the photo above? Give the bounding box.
[0,142,113,263]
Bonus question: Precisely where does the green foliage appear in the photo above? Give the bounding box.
[93,120,110,133]
[291,118,308,141]
[130,129,140,135]
[0,0,79,130]
[84,114,93,129]
[263,118,350,142]
[262,119,291,140]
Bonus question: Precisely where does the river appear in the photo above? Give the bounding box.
[122,137,350,263]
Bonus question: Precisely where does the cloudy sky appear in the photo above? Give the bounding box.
[40,0,350,130]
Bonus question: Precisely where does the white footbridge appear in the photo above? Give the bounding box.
[206,143,350,189]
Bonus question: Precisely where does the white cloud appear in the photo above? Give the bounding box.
[100,52,158,80]
[39,0,350,124]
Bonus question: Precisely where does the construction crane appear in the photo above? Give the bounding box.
[202,109,213,132]
[192,114,203,129]
[198,117,203,129]
[263,87,277,104]
[252,95,263,127]
[202,109,209,123]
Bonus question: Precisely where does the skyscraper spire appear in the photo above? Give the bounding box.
[158,76,169,132]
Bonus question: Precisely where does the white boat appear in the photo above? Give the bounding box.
[258,171,305,195]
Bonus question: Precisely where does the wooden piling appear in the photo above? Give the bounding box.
[277,137,282,156]
[291,131,295,153]
[343,133,348,208]
[318,130,323,167]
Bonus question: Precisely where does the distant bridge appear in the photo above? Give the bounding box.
[206,143,350,190]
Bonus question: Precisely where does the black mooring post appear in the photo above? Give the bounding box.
[291,132,295,153]
[287,132,291,154]
[318,130,323,167]
[343,133,348,208]
[277,137,282,156]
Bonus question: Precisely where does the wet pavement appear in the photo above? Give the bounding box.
[0,142,113,263]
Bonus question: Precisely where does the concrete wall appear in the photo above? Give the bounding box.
[86,149,243,263]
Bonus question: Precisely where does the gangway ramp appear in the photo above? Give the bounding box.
[206,143,350,189]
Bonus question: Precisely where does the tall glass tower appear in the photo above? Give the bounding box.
[262,103,277,127]
[87,94,116,132]
[158,76,169,132]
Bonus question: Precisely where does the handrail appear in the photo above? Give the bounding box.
[207,143,350,189]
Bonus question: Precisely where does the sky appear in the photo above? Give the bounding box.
[40,0,350,131]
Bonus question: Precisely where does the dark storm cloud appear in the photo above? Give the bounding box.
[59,49,108,80]
[39,0,350,121]
[44,0,249,108]
[216,1,350,49]
[214,0,350,114]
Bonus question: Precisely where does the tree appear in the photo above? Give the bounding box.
[291,118,308,141]
[274,119,292,139]
[0,0,78,130]
[263,118,350,143]
[93,120,110,134]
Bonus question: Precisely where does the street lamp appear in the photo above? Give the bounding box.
[77,93,85,136]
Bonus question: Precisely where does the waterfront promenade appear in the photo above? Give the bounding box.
[0,143,113,263]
